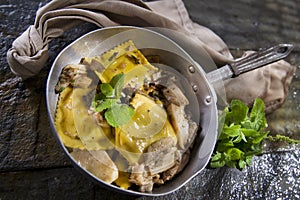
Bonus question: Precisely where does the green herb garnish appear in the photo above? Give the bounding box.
[210,98,269,170]
[92,73,134,127]
[267,134,300,144]
[105,104,135,127]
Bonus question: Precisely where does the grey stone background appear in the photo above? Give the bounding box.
[1,0,299,199]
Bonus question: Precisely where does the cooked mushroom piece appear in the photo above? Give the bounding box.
[143,137,179,175]
[162,82,189,107]
[129,137,181,192]
[129,164,154,192]
[167,103,190,149]
[55,64,83,93]
[161,149,190,182]
[71,149,118,184]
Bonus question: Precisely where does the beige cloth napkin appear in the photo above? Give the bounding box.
[7,0,296,113]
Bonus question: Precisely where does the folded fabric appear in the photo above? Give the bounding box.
[6,0,296,112]
[225,58,295,113]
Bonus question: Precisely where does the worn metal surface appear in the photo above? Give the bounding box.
[0,0,299,199]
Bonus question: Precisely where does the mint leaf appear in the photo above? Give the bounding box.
[220,124,242,139]
[226,148,244,160]
[250,98,267,131]
[210,160,226,168]
[110,73,125,88]
[105,104,134,127]
[241,128,260,137]
[210,152,226,168]
[211,151,222,161]
[245,156,252,165]
[225,100,249,125]
[216,139,234,152]
[238,159,247,169]
[108,73,125,98]
[252,131,269,144]
[232,132,247,143]
[93,92,106,101]
[93,99,118,112]
[112,74,125,98]
[100,83,114,97]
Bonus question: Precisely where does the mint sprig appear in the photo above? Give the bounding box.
[92,73,134,127]
[210,98,269,170]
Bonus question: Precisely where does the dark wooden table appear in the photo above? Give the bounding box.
[1,0,299,199]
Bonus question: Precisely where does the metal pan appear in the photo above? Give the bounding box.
[46,26,292,196]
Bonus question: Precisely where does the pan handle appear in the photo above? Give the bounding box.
[206,44,294,84]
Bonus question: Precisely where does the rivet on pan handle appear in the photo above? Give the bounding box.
[206,44,294,84]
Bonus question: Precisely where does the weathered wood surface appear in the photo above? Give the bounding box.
[1,0,299,199]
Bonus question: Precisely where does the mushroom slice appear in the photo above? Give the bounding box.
[71,149,118,184]
[55,64,82,93]
[162,82,189,107]
[161,149,190,183]
[129,164,154,192]
[129,137,180,192]
[143,137,178,175]
[167,103,190,149]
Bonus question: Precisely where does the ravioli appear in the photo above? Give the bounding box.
[115,94,177,164]
[80,40,158,86]
[71,72,115,150]
[54,86,85,149]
